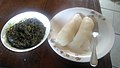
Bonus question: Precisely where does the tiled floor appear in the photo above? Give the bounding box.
[100,0,120,68]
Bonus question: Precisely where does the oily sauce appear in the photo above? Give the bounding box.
[6,18,46,49]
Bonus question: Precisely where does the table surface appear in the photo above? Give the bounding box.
[0,0,112,68]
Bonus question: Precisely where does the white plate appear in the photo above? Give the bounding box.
[48,7,115,62]
[1,11,50,52]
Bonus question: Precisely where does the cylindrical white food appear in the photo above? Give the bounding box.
[68,17,94,53]
[55,14,82,46]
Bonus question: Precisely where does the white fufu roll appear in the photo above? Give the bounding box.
[55,14,82,46]
[68,16,94,53]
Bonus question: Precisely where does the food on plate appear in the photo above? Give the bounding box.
[6,18,46,49]
[68,16,94,53]
[54,14,82,46]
